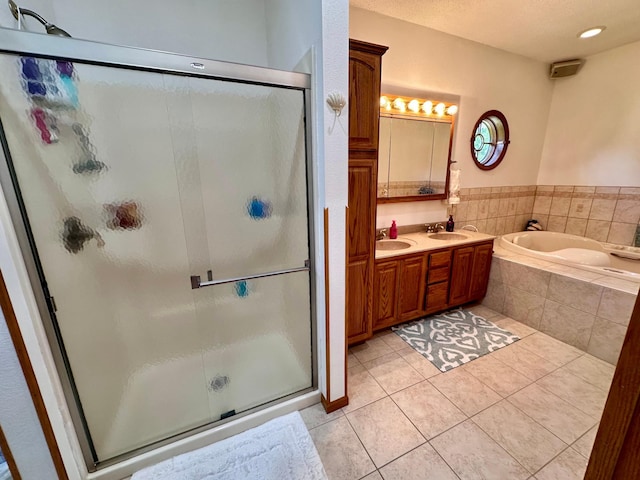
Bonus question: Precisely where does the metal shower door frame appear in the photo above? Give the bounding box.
[0,27,317,471]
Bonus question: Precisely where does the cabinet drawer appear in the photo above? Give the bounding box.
[426,282,448,310]
[429,251,451,268]
[428,266,449,284]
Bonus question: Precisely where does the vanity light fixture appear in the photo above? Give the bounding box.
[578,26,606,38]
[380,94,457,119]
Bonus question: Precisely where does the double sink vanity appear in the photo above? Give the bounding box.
[372,230,495,336]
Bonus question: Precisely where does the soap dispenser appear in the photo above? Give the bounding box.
[390,220,398,239]
[446,215,455,232]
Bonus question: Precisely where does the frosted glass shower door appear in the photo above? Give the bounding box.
[172,76,313,422]
[0,49,312,466]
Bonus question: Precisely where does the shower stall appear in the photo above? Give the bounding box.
[0,28,316,471]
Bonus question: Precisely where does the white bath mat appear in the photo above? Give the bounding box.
[131,411,327,480]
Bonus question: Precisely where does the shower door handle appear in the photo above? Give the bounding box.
[190,261,310,289]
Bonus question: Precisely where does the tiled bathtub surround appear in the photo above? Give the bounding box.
[451,186,536,236]
[483,246,639,365]
[448,185,639,246]
[532,186,640,246]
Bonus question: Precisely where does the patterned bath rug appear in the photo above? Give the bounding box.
[392,308,520,372]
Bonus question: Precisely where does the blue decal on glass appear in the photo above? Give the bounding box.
[247,196,272,220]
[235,280,249,298]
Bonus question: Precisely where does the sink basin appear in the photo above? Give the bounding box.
[376,239,413,251]
[428,233,468,241]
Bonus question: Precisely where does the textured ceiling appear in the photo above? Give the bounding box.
[350,0,640,63]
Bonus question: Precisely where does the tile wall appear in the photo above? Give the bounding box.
[450,185,640,247]
[531,186,640,246]
[450,186,536,236]
[482,255,638,365]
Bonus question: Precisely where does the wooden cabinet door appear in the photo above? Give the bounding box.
[347,260,371,343]
[348,41,386,151]
[398,255,427,321]
[469,243,493,300]
[449,246,474,306]
[373,260,399,329]
[426,282,449,313]
[347,161,376,259]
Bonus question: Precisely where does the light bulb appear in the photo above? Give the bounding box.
[393,98,406,112]
[408,99,420,113]
[446,105,458,115]
[422,101,433,114]
[380,96,388,107]
[435,103,446,115]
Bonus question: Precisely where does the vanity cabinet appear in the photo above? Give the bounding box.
[347,39,388,345]
[372,240,493,332]
[373,253,427,330]
[450,242,493,305]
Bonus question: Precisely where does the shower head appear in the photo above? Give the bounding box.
[8,0,72,37]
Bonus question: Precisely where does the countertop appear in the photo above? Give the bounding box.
[375,230,497,260]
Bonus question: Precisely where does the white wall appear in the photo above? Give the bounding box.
[537,40,640,186]
[350,8,554,228]
[0,309,58,480]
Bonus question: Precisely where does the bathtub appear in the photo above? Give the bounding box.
[500,231,640,282]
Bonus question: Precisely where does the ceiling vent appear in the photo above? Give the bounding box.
[549,59,585,78]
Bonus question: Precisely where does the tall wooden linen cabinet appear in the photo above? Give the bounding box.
[347,39,388,345]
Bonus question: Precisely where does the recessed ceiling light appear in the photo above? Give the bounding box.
[578,26,606,39]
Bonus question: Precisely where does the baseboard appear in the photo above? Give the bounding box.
[320,394,349,413]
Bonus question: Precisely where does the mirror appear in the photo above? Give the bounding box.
[377,94,456,203]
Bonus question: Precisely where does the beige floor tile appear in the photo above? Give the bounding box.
[400,350,441,378]
[561,354,615,391]
[431,419,529,480]
[343,369,387,414]
[472,400,567,474]
[429,369,501,416]
[490,343,558,380]
[308,417,376,480]
[300,403,344,430]
[366,356,424,395]
[346,397,425,468]
[572,424,599,459]
[493,317,537,338]
[463,355,533,397]
[361,472,383,480]
[536,369,608,418]
[351,338,395,363]
[348,352,361,367]
[379,443,459,480]
[507,384,598,444]
[517,332,583,366]
[379,331,412,351]
[467,304,503,319]
[534,447,587,480]
[391,380,466,440]
[362,352,401,370]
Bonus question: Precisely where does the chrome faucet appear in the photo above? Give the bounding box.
[434,223,445,233]
[461,225,479,232]
[376,228,387,240]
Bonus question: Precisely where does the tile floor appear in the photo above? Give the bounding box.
[301,305,614,480]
